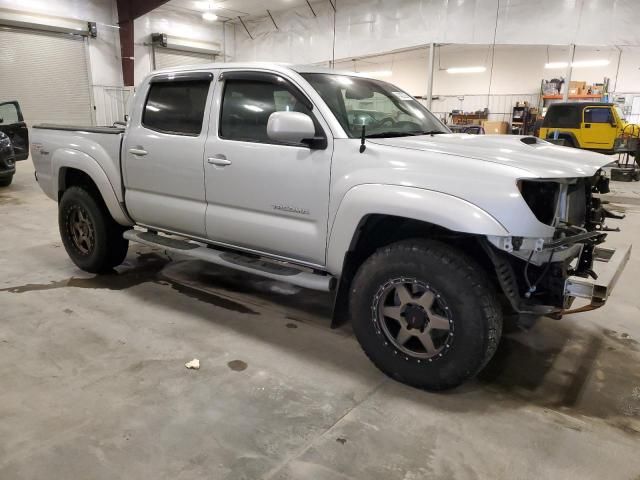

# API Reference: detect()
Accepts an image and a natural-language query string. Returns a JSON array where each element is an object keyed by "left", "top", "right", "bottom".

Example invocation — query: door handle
[
  {"left": 584, "top": 124, "right": 591, "bottom": 128},
  {"left": 128, "top": 147, "right": 148, "bottom": 156},
  {"left": 207, "top": 155, "right": 232, "bottom": 166}
]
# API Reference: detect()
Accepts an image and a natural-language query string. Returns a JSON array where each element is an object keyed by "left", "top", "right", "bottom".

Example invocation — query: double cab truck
[
  {"left": 539, "top": 102, "right": 639, "bottom": 154},
  {"left": 31, "top": 64, "right": 631, "bottom": 390}
]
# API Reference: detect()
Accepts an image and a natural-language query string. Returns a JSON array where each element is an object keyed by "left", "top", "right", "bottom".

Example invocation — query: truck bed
[{"left": 31, "top": 123, "right": 125, "bottom": 205}]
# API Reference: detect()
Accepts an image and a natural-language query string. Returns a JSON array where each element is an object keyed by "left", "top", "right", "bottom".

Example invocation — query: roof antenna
[{"left": 359, "top": 125, "right": 366, "bottom": 153}]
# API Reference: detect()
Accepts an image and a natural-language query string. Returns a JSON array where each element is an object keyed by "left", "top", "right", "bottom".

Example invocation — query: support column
[
  {"left": 116, "top": 0, "right": 171, "bottom": 86},
  {"left": 562, "top": 44, "right": 576, "bottom": 102},
  {"left": 426, "top": 42, "right": 435, "bottom": 110}
]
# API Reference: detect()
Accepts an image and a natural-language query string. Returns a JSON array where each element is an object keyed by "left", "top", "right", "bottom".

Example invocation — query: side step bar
[{"left": 123, "top": 230, "right": 335, "bottom": 292}]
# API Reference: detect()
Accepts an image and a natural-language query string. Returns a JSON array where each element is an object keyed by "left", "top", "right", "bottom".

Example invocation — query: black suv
[{"left": 0, "top": 101, "right": 29, "bottom": 187}]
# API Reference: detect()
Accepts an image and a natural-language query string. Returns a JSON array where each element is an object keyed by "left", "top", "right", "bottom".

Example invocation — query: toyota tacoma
[{"left": 31, "top": 64, "right": 631, "bottom": 390}]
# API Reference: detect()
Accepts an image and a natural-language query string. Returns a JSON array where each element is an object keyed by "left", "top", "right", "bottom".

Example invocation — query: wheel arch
[
  {"left": 54, "top": 151, "right": 132, "bottom": 226},
  {"left": 326, "top": 184, "right": 508, "bottom": 275},
  {"left": 327, "top": 185, "right": 508, "bottom": 327}
]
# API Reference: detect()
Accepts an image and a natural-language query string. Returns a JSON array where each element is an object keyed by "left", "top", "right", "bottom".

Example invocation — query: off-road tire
[
  {"left": 59, "top": 186, "right": 129, "bottom": 273},
  {"left": 0, "top": 175, "right": 13, "bottom": 187},
  {"left": 349, "top": 239, "right": 502, "bottom": 391}
]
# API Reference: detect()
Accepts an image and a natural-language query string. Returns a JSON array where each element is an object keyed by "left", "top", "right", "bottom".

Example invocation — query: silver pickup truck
[{"left": 31, "top": 63, "right": 630, "bottom": 390}]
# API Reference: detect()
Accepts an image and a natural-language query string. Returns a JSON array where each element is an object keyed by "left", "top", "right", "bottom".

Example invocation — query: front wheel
[
  {"left": 349, "top": 239, "right": 502, "bottom": 391},
  {"left": 59, "top": 186, "right": 129, "bottom": 273}
]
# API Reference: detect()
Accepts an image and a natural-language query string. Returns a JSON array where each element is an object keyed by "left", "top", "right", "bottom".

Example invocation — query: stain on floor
[{"left": 227, "top": 359, "right": 248, "bottom": 371}]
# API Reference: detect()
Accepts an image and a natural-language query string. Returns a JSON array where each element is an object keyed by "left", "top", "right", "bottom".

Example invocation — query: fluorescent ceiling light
[
  {"left": 202, "top": 11, "right": 218, "bottom": 21},
  {"left": 572, "top": 59, "right": 610, "bottom": 68},
  {"left": 446, "top": 66, "right": 486, "bottom": 74},
  {"left": 544, "top": 59, "right": 610, "bottom": 69},
  {"left": 358, "top": 70, "right": 393, "bottom": 77},
  {"left": 544, "top": 62, "right": 568, "bottom": 69}
]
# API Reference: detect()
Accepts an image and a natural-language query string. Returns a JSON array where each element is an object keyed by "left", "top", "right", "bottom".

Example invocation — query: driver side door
[
  {"left": 203, "top": 70, "right": 333, "bottom": 267},
  {"left": 0, "top": 101, "right": 29, "bottom": 160},
  {"left": 581, "top": 106, "right": 616, "bottom": 151}
]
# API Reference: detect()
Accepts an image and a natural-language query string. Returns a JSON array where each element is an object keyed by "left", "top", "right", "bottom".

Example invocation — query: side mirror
[{"left": 267, "top": 111, "right": 316, "bottom": 145}]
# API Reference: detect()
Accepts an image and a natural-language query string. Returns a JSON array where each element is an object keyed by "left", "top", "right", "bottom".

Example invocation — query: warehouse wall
[
  {"left": 0, "top": 0, "right": 123, "bottom": 125},
  {"left": 233, "top": 0, "right": 640, "bottom": 63},
  {"left": 235, "top": 0, "right": 640, "bottom": 123},
  {"left": 333, "top": 44, "right": 631, "bottom": 97},
  {"left": 133, "top": 7, "right": 226, "bottom": 86}
]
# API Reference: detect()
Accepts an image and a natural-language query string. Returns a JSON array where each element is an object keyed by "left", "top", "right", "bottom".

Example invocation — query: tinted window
[
  {"left": 584, "top": 107, "right": 612, "bottom": 123},
  {"left": 219, "top": 79, "right": 314, "bottom": 143},
  {"left": 542, "top": 105, "right": 581, "bottom": 128},
  {"left": 142, "top": 80, "right": 210, "bottom": 135}
]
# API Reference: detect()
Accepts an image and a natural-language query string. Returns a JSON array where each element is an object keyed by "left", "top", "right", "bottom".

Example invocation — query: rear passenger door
[
  {"left": 0, "top": 101, "right": 29, "bottom": 160},
  {"left": 581, "top": 106, "right": 616, "bottom": 151},
  {"left": 123, "top": 72, "right": 215, "bottom": 238}
]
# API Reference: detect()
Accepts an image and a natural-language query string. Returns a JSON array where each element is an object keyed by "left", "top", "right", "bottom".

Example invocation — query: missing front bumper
[{"left": 564, "top": 244, "right": 632, "bottom": 307}]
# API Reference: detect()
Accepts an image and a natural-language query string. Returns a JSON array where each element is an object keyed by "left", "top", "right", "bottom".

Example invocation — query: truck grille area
[{"left": 519, "top": 180, "right": 560, "bottom": 225}]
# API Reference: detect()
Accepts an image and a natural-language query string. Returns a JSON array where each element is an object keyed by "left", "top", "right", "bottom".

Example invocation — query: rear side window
[
  {"left": 142, "top": 80, "right": 210, "bottom": 135},
  {"left": 584, "top": 107, "right": 612, "bottom": 124},
  {"left": 219, "top": 79, "right": 314, "bottom": 143},
  {"left": 542, "top": 105, "right": 581, "bottom": 128}
]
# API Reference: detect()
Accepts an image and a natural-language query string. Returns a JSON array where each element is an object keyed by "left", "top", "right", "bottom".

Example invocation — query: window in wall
[
  {"left": 142, "top": 80, "right": 210, "bottom": 135},
  {"left": 219, "top": 79, "right": 314, "bottom": 143}
]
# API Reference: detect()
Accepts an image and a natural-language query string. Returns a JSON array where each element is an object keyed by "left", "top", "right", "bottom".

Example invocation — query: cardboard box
[
  {"left": 569, "top": 80, "right": 586, "bottom": 90},
  {"left": 482, "top": 121, "right": 509, "bottom": 134}
]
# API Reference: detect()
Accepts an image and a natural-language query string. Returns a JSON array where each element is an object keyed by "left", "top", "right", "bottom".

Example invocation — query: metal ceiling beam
[{"left": 116, "top": 0, "right": 171, "bottom": 86}]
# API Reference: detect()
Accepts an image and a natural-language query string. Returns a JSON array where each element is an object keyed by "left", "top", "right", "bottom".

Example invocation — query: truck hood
[{"left": 369, "top": 133, "right": 610, "bottom": 178}]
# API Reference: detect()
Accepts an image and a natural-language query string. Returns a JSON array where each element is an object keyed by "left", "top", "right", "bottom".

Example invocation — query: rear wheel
[
  {"left": 349, "top": 239, "right": 502, "bottom": 391},
  {"left": 0, "top": 175, "right": 13, "bottom": 187},
  {"left": 59, "top": 186, "right": 129, "bottom": 273}
]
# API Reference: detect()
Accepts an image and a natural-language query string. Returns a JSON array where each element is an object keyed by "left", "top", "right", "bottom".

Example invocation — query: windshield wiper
[
  {"left": 365, "top": 131, "right": 417, "bottom": 138},
  {"left": 364, "top": 130, "right": 446, "bottom": 138},
  {"left": 407, "top": 130, "right": 446, "bottom": 136}
]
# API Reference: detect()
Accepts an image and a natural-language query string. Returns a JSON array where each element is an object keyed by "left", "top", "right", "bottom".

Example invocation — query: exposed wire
[
  {"left": 331, "top": 0, "right": 337, "bottom": 68},
  {"left": 524, "top": 248, "right": 555, "bottom": 297},
  {"left": 486, "top": 0, "right": 500, "bottom": 106}
]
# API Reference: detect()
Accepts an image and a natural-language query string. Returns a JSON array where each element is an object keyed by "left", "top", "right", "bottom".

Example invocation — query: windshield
[
  {"left": 615, "top": 105, "right": 626, "bottom": 122},
  {"left": 301, "top": 73, "right": 449, "bottom": 138}
]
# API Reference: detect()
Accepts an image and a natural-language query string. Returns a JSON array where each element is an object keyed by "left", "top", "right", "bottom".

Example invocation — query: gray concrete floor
[{"left": 1, "top": 160, "right": 640, "bottom": 480}]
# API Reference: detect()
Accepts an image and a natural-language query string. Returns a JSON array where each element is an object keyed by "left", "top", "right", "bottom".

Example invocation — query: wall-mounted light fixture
[{"left": 446, "top": 66, "right": 486, "bottom": 74}]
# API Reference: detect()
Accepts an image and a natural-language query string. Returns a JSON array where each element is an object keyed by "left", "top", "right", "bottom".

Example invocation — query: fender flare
[
  {"left": 325, "top": 184, "right": 509, "bottom": 275},
  {"left": 544, "top": 130, "right": 579, "bottom": 147},
  {"left": 53, "top": 149, "right": 133, "bottom": 226}
]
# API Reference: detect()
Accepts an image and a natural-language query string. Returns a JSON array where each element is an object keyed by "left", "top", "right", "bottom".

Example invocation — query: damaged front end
[{"left": 485, "top": 170, "right": 631, "bottom": 318}]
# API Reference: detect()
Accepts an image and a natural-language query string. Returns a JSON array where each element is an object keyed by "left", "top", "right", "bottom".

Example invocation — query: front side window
[
  {"left": 142, "top": 80, "right": 210, "bottom": 135},
  {"left": 301, "top": 73, "right": 448, "bottom": 138},
  {"left": 219, "top": 79, "right": 315, "bottom": 143},
  {"left": 584, "top": 107, "right": 612, "bottom": 124}
]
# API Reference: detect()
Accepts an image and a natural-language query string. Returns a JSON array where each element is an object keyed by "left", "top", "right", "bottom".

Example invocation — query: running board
[{"left": 123, "top": 230, "right": 335, "bottom": 292}]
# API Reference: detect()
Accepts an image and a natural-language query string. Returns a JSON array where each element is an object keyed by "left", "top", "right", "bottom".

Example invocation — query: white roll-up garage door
[
  {"left": 0, "top": 28, "right": 92, "bottom": 126},
  {"left": 153, "top": 47, "right": 215, "bottom": 70}
]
